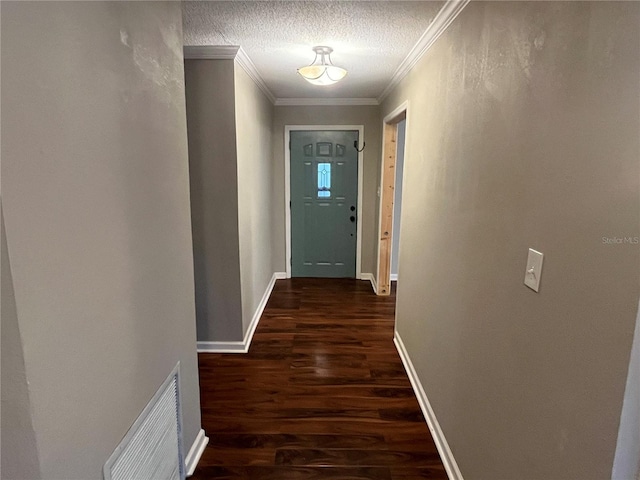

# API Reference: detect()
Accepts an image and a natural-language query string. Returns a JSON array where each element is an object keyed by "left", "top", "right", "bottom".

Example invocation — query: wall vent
[{"left": 104, "top": 363, "right": 185, "bottom": 480}]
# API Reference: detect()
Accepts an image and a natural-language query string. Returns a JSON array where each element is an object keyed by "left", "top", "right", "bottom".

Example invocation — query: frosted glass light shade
[
  {"left": 297, "top": 65, "right": 347, "bottom": 85},
  {"left": 297, "top": 46, "right": 347, "bottom": 86}
]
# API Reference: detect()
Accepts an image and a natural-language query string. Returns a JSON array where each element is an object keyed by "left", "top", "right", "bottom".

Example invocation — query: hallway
[{"left": 192, "top": 278, "right": 447, "bottom": 479}]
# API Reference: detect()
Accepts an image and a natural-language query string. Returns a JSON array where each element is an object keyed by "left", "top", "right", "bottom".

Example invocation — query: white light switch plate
[{"left": 524, "top": 248, "right": 544, "bottom": 292}]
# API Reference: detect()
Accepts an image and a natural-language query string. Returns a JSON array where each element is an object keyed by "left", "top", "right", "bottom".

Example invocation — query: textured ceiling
[{"left": 182, "top": 1, "right": 445, "bottom": 100}]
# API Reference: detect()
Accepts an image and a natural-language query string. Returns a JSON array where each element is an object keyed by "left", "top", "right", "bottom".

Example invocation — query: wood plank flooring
[{"left": 192, "top": 278, "right": 446, "bottom": 480}]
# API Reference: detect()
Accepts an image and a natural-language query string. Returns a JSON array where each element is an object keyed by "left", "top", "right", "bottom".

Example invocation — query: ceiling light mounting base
[{"left": 312, "top": 45, "right": 334, "bottom": 58}]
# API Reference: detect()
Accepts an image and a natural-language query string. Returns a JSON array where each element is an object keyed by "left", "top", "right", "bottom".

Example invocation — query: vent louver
[{"left": 104, "top": 363, "right": 184, "bottom": 480}]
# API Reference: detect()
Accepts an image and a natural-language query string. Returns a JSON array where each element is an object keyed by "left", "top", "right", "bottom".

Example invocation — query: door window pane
[
  {"left": 318, "top": 163, "right": 331, "bottom": 198},
  {"left": 303, "top": 144, "right": 313, "bottom": 156},
  {"left": 317, "top": 142, "right": 332, "bottom": 157}
]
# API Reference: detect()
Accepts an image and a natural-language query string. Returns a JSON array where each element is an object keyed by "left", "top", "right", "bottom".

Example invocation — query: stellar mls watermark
[{"left": 602, "top": 236, "right": 639, "bottom": 245}]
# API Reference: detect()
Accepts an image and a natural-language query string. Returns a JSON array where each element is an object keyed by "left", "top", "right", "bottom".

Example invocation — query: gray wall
[
  {"left": 1, "top": 2, "right": 202, "bottom": 478},
  {"left": 185, "top": 59, "right": 275, "bottom": 341},
  {"left": 613, "top": 300, "right": 640, "bottom": 480},
  {"left": 390, "top": 119, "right": 406, "bottom": 278},
  {"left": 382, "top": 2, "right": 639, "bottom": 478},
  {"left": 234, "top": 66, "right": 275, "bottom": 334},
  {"left": 185, "top": 59, "right": 244, "bottom": 341},
  {"left": 1, "top": 207, "right": 41, "bottom": 479},
  {"left": 272, "top": 105, "right": 382, "bottom": 276}
]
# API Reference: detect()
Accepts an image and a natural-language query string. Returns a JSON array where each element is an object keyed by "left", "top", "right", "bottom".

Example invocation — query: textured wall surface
[
  {"left": 271, "top": 105, "right": 382, "bottom": 277},
  {"left": 613, "top": 299, "right": 640, "bottom": 479},
  {"left": 234, "top": 65, "right": 276, "bottom": 335},
  {"left": 185, "top": 58, "right": 276, "bottom": 341},
  {"left": 185, "top": 59, "right": 244, "bottom": 342},
  {"left": 382, "top": 1, "right": 640, "bottom": 478},
  {"left": 1, "top": 207, "right": 41, "bottom": 480},
  {"left": 1, "top": 2, "right": 202, "bottom": 478}
]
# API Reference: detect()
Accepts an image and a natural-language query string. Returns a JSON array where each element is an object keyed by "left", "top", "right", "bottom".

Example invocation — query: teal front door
[{"left": 290, "top": 130, "right": 358, "bottom": 278}]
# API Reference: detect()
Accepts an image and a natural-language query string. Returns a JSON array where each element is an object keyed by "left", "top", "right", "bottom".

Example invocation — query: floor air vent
[{"left": 104, "top": 363, "right": 185, "bottom": 480}]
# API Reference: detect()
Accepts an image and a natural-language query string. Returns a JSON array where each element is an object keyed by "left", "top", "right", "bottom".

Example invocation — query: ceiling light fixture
[{"left": 297, "top": 46, "right": 347, "bottom": 86}]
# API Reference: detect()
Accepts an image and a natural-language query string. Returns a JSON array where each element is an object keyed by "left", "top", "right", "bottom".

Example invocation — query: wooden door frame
[
  {"left": 375, "top": 102, "right": 409, "bottom": 295},
  {"left": 285, "top": 125, "right": 364, "bottom": 279}
]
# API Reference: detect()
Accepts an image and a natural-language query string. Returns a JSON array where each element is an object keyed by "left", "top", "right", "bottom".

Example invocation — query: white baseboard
[
  {"left": 197, "top": 339, "right": 246, "bottom": 353},
  {"left": 394, "top": 331, "right": 464, "bottom": 480},
  {"left": 360, "top": 272, "right": 377, "bottom": 294},
  {"left": 197, "top": 272, "right": 286, "bottom": 353},
  {"left": 390, "top": 273, "right": 398, "bottom": 281},
  {"left": 185, "top": 428, "right": 209, "bottom": 477}
]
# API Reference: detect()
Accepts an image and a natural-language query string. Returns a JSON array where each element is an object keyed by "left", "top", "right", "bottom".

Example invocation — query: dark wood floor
[{"left": 192, "top": 278, "right": 447, "bottom": 479}]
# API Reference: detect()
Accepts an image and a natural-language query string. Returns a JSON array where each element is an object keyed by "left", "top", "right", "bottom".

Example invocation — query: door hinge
[
  {"left": 289, "top": 141, "right": 291, "bottom": 150},
  {"left": 289, "top": 201, "right": 291, "bottom": 208}
]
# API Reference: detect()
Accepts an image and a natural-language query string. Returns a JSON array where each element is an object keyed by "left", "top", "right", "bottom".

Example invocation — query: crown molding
[
  {"left": 183, "top": 45, "right": 276, "bottom": 104},
  {"left": 184, "top": 1, "right": 469, "bottom": 108},
  {"left": 235, "top": 47, "right": 277, "bottom": 104},
  {"left": 274, "top": 98, "right": 379, "bottom": 107},
  {"left": 183, "top": 45, "right": 240, "bottom": 60},
  {"left": 378, "top": 0, "right": 470, "bottom": 103}
]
